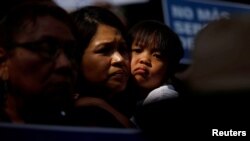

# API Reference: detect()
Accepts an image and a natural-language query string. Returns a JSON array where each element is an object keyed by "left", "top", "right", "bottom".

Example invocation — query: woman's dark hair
[
  {"left": 129, "top": 20, "right": 184, "bottom": 82},
  {"left": 0, "top": 2, "right": 80, "bottom": 51},
  {"left": 70, "top": 6, "right": 127, "bottom": 63}
]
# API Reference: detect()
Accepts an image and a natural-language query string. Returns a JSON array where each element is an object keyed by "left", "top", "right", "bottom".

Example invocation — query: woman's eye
[
  {"left": 118, "top": 46, "right": 129, "bottom": 57},
  {"left": 38, "top": 41, "right": 58, "bottom": 57},
  {"left": 96, "top": 45, "right": 114, "bottom": 55}
]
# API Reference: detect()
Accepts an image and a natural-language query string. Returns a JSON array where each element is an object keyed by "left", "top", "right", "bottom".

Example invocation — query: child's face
[{"left": 131, "top": 41, "right": 167, "bottom": 90}]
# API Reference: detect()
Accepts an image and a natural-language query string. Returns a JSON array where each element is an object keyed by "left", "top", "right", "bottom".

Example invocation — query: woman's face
[
  {"left": 81, "top": 24, "right": 130, "bottom": 94},
  {"left": 130, "top": 41, "right": 167, "bottom": 90},
  {"left": 4, "top": 16, "right": 77, "bottom": 101}
]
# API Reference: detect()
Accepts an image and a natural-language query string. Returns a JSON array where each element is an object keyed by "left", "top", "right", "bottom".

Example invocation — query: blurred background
[
  {"left": 50, "top": 0, "right": 250, "bottom": 28},
  {"left": 51, "top": 0, "right": 250, "bottom": 64},
  {"left": 1, "top": 0, "right": 250, "bottom": 65}
]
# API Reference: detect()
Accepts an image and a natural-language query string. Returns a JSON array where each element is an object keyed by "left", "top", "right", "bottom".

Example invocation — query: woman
[
  {"left": 70, "top": 6, "right": 133, "bottom": 128},
  {"left": 0, "top": 2, "right": 78, "bottom": 124}
]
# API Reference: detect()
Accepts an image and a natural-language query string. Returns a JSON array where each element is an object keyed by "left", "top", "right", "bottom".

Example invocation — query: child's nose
[{"left": 139, "top": 53, "right": 151, "bottom": 66}]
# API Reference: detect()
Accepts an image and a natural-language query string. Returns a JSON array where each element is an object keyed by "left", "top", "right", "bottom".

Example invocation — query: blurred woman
[{"left": 0, "top": 2, "right": 78, "bottom": 124}]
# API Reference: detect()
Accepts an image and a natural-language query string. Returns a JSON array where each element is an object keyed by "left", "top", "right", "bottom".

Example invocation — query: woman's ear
[{"left": 0, "top": 48, "right": 9, "bottom": 80}]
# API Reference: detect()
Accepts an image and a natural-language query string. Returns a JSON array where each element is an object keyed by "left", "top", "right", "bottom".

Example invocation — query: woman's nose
[
  {"left": 54, "top": 51, "right": 72, "bottom": 69},
  {"left": 111, "top": 51, "right": 125, "bottom": 65}
]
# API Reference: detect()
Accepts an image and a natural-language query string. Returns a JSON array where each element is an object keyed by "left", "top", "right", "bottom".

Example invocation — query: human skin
[
  {"left": 81, "top": 24, "right": 130, "bottom": 95},
  {"left": 7, "top": 15, "right": 77, "bottom": 98},
  {"left": 130, "top": 41, "right": 167, "bottom": 90}
]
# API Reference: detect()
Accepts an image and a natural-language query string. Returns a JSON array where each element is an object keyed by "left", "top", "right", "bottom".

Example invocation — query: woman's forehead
[{"left": 13, "top": 16, "right": 75, "bottom": 43}]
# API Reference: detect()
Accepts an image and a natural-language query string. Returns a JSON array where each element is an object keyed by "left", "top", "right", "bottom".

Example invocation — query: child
[{"left": 129, "top": 20, "right": 184, "bottom": 105}]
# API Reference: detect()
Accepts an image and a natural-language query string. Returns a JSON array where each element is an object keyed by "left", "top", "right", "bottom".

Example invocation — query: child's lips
[{"left": 134, "top": 67, "right": 149, "bottom": 77}]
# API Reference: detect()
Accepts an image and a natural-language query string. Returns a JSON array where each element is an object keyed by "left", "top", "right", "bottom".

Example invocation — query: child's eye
[
  {"left": 153, "top": 52, "right": 162, "bottom": 59},
  {"left": 132, "top": 47, "right": 142, "bottom": 53}
]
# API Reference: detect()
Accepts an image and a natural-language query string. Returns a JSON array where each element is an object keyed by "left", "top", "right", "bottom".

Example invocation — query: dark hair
[
  {"left": 129, "top": 20, "right": 184, "bottom": 81},
  {"left": 70, "top": 6, "right": 127, "bottom": 63},
  {"left": 0, "top": 2, "right": 79, "bottom": 51}
]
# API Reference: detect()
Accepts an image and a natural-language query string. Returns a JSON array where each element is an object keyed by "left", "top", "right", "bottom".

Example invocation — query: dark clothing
[
  {"left": 70, "top": 106, "right": 127, "bottom": 128},
  {"left": 68, "top": 97, "right": 135, "bottom": 128},
  {"left": 133, "top": 92, "right": 249, "bottom": 140},
  {"left": 0, "top": 109, "right": 11, "bottom": 123}
]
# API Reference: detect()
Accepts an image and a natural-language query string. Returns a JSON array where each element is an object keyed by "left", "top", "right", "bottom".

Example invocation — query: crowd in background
[{"left": 0, "top": 0, "right": 249, "bottom": 140}]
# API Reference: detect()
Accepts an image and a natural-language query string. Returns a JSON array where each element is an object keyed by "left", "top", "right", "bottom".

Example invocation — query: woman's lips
[{"left": 110, "top": 70, "right": 128, "bottom": 80}]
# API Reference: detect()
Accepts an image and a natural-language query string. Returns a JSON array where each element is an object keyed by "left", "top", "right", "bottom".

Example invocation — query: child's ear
[{"left": 0, "top": 47, "right": 9, "bottom": 80}]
